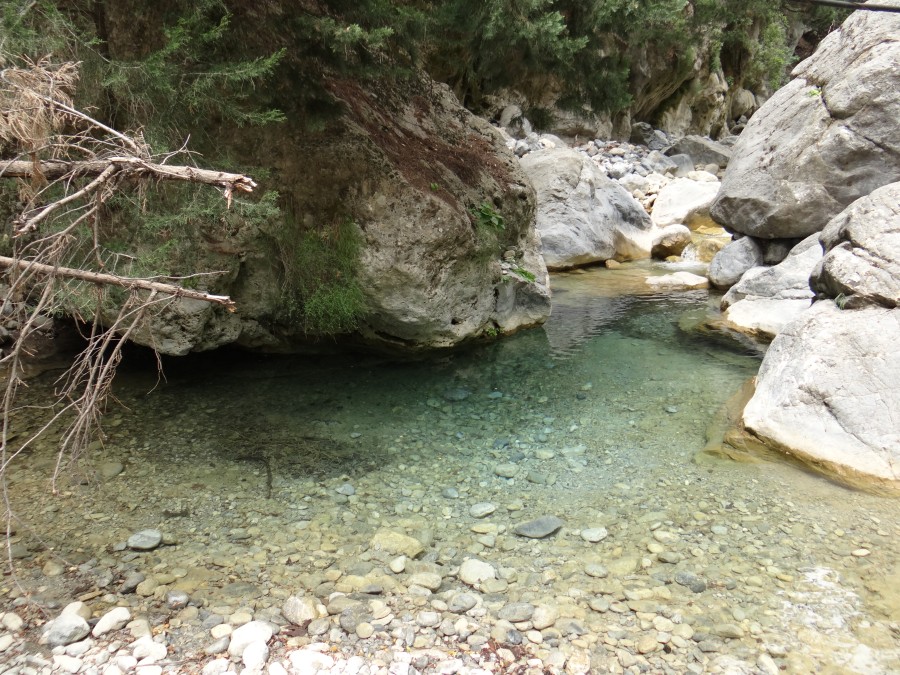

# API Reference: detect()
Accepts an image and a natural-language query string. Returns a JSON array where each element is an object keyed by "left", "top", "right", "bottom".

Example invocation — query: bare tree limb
[
  {"left": 0, "top": 256, "right": 236, "bottom": 311},
  {"left": 0, "top": 158, "right": 257, "bottom": 193}
]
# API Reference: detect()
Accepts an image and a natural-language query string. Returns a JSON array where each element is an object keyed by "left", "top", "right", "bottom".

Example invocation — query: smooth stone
[
  {"left": 531, "top": 604, "right": 559, "bottom": 630},
  {"left": 46, "top": 615, "right": 90, "bottom": 647},
  {"left": 458, "top": 559, "right": 496, "bottom": 586},
  {"left": 494, "top": 463, "right": 518, "bottom": 478},
  {"left": 442, "top": 487, "right": 459, "bottom": 499},
  {"left": 127, "top": 529, "right": 162, "bottom": 551},
  {"left": 469, "top": 503, "right": 496, "bottom": 518},
  {"left": 389, "top": 556, "right": 407, "bottom": 574},
  {"left": 242, "top": 640, "right": 269, "bottom": 669},
  {"left": 585, "top": 563, "right": 609, "bottom": 578},
  {"left": 227, "top": 620, "right": 274, "bottom": 658},
  {"left": 606, "top": 557, "right": 640, "bottom": 576},
  {"left": 580, "top": 527, "right": 609, "bottom": 543},
  {"left": 92, "top": 607, "right": 131, "bottom": 637},
  {"left": 1, "top": 613, "right": 24, "bottom": 631},
  {"left": 356, "top": 622, "right": 375, "bottom": 639},
  {"left": 637, "top": 633, "right": 659, "bottom": 654},
  {"left": 369, "top": 529, "right": 425, "bottom": 559},
  {"left": 497, "top": 603, "right": 535, "bottom": 622},
  {"left": 335, "top": 483, "right": 355, "bottom": 496},
  {"left": 166, "top": 590, "right": 189, "bottom": 610},
  {"left": 98, "top": 461, "right": 125, "bottom": 479},
  {"left": 282, "top": 596, "right": 319, "bottom": 625},
  {"left": 513, "top": 516, "right": 564, "bottom": 539},
  {"left": 443, "top": 387, "right": 471, "bottom": 402},
  {"left": 714, "top": 623, "right": 745, "bottom": 639},
  {"left": 448, "top": 593, "right": 479, "bottom": 613},
  {"left": 408, "top": 572, "right": 442, "bottom": 591}
]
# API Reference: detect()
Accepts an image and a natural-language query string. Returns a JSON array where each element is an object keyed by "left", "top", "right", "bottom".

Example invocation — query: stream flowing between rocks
[{"left": 3, "top": 263, "right": 899, "bottom": 675}]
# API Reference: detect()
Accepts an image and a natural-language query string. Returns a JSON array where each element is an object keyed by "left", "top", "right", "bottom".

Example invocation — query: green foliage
[
  {"left": 509, "top": 266, "right": 536, "bottom": 283},
  {"left": 834, "top": 293, "right": 849, "bottom": 310},
  {"left": 472, "top": 202, "right": 505, "bottom": 232},
  {"left": 273, "top": 217, "right": 366, "bottom": 336}
]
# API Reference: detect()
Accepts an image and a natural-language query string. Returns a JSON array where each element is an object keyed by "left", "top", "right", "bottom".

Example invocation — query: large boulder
[
  {"left": 711, "top": 6, "right": 900, "bottom": 239},
  {"left": 810, "top": 182, "right": 900, "bottom": 308},
  {"left": 742, "top": 183, "right": 900, "bottom": 492},
  {"left": 665, "top": 136, "right": 732, "bottom": 169},
  {"left": 708, "top": 237, "right": 764, "bottom": 289},
  {"left": 102, "top": 75, "right": 551, "bottom": 354},
  {"left": 650, "top": 174, "right": 721, "bottom": 228},
  {"left": 716, "top": 234, "right": 822, "bottom": 342},
  {"left": 519, "top": 149, "right": 657, "bottom": 270},
  {"left": 742, "top": 302, "right": 900, "bottom": 492}
]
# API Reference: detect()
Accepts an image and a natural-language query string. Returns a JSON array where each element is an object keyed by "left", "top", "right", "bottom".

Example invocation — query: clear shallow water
[{"left": 5, "top": 263, "right": 899, "bottom": 673}]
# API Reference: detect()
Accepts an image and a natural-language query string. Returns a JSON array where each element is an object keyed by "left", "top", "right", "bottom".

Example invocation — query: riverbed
[{"left": 2, "top": 262, "right": 898, "bottom": 674}]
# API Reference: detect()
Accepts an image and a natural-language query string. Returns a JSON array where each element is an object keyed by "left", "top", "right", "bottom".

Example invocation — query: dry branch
[
  {"left": 0, "top": 158, "right": 257, "bottom": 191},
  {"left": 0, "top": 256, "right": 236, "bottom": 311}
]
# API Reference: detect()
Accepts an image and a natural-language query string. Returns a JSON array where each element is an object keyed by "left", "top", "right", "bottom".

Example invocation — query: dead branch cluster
[{"left": 0, "top": 57, "right": 256, "bottom": 504}]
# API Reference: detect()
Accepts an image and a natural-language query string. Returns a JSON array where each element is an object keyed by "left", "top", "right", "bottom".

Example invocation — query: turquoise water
[{"left": 6, "top": 263, "right": 899, "bottom": 673}]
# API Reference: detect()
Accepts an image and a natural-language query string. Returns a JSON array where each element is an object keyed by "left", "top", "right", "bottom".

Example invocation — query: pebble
[
  {"left": 448, "top": 593, "right": 479, "bottom": 613},
  {"left": 513, "top": 516, "right": 564, "bottom": 538},
  {"left": 458, "top": 558, "right": 496, "bottom": 586},
  {"left": 126, "top": 529, "right": 162, "bottom": 551},
  {"left": 494, "top": 463, "right": 519, "bottom": 478},
  {"left": 580, "top": 527, "right": 608, "bottom": 543},
  {"left": 469, "top": 502, "right": 496, "bottom": 518},
  {"left": 408, "top": 572, "right": 442, "bottom": 591},
  {"left": 356, "top": 622, "right": 375, "bottom": 638},
  {"left": 389, "top": 556, "right": 407, "bottom": 573},
  {"left": 674, "top": 571, "right": 707, "bottom": 593},
  {"left": 531, "top": 604, "right": 559, "bottom": 630},
  {"left": 336, "top": 482, "right": 356, "bottom": 496},
  {"left": 369, "top": 529, "right": 425, "bottom": 558},
  {"left": 498, "top": 602, "right": 535, "bottom": 622},
  {"left": 283, "top": 596, "right": 319, "bottom": 624}
]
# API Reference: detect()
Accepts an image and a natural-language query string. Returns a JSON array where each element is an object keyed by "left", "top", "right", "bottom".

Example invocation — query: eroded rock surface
[{"left": 710, "top": 7, "right": 900, "bottom": 239}]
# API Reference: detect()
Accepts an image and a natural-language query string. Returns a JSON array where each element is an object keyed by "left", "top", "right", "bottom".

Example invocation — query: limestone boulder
[
  {"left": 665, "top": 136, "right": 732, "bottom": 169},
  {"left": 743, "top": 301, "right": 900, "bottom": 492},
  {"left": 519, "top": 149, "right": 657, "bottom": 269},
  {"left": 651, "top": 225, "right": 693, "bottom": 259},
  {"left": 717, "top": 234, "right": 822, "bottom": 341},
  {"left": 94, "top": 74, "right": 551, "bottom": 354},
  {"left": 650, "top": 176, "right": 721, "bottom": 229},
  {"left": 810, "top": 182, "right": 900, "bottom": 308},
  {"left": 708, "top": 237, "right": 764, "bottom": 289},
  {"left": 711, "top": 7, "right": 900, "bottom": 239}
]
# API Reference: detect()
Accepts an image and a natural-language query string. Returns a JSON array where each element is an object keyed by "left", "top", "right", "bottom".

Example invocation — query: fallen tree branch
[
  {"left": 0, "top": 157, "right": 257, "bottom": 193},
  {"left": 0, "top": 256, "right": 236, "bottom": 311}
]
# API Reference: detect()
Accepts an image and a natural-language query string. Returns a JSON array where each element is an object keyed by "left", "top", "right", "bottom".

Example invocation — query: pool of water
[{"left": 4, "top": 263, "right": 899, "bottom": 673}]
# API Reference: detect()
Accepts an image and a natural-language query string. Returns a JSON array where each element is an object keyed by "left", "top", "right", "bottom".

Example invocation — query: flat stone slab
[{"left": 513, "top": 516, "right": 564, "bottom": 539}]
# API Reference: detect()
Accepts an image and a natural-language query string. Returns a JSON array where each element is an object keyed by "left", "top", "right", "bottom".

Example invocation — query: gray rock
[
  {"left": 650, "top": 177, "right": 720, "bottom": 229},
  {"left": 369, "top": 529, "right": 425, "bottom": 558},
  {"left": 580, "top": 527, "right": 609, "bottom": 543},
  {"left": 743, "top": 300, "right": 900, "bottom": 491},
  {"left": 469, "top": 503, "right": 496, "bottom": 518},
  {"left": 126, "top": 529, "right": 162, "bottom": 551},
  {"left": 811, "top": 182, "right": 900, "bottom": 308},
  {"left": 674, "top": 571, "right": 707, "bottom": 593},
  {"left": 708, "top": 237, "right": 764, "bottom": 289},
  {"left": 282, "top": 596, "right": 319, "bottom": 625},
  {"left": 666, "top": 136, "right": 732, "bottom": 168},
  {"left": 667, "top": 153, "right": 695, "bottom": 177},
  {"left": 642, "top": 150, "right": 678, "bottom": 175},
  {"left": 493, "top": 463, "right": 518, "bottom": 478},
  {"left": 448, "top": 593, "right": 479, "bottom": 613},
  {"left": 46, "top": 615, "right": 90, "bottom": 647},
  {"left": 497, "top": 603, "right": 535, "bottom": 622},
  {"left": 442, "top": 387, "right": 471, "bottom": 402},
  {"left": 92, "top": 607, "right": 130, "bottom": 637},
  {"left": 513, "top": 516, "right": 564, "bottom": 539},
  {"left": 227, "top": 620, "right": 274, "bottom": 658},
  {"left": 520, "top": 149, "right": 656, "bottom": 269},
  {"left": 711, "top": 9, "right": 900, "bottom": 239},
  {"left": 630, "top": 123, "right": 669, "bottom": 151},
  {"left": 166, "top": 590, "right": 190, "bottom": 610},
  {"left": 718, "top": 233, "right": 822, "bottom": 341},
  {"left": 458, "top": 558, "right": 496, "bottom": 586}
]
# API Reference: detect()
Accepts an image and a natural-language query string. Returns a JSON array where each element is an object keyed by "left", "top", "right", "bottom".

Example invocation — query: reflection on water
[{"left": 5, "top": 262, "right": 900, "bottom": 673}]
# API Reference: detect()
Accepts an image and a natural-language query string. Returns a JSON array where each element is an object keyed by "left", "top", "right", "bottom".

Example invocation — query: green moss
[{"left": 272, "top": 217, "right": 366, "bottom": 336}]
